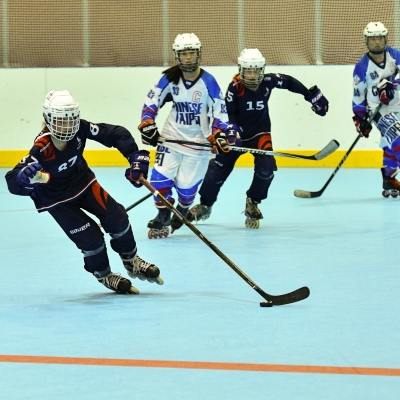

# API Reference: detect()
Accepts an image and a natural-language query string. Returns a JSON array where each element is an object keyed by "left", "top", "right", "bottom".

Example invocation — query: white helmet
[
  {"left": 238, "top": 48, "right": 265, "bottom": 89},
  {"left": 364, "top": 22, "right": 388, "bottom": 54},
  {"left": 43, "top": 90, "right": 80, "bottom": 141},
  {"left": 172, "top": 33, "right": 202, "bottom": 72}
]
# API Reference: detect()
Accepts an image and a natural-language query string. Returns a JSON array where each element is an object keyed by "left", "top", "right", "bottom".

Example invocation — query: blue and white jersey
[
  {"left": 353, "top": 46, "right": 400, "bottom": 117},
  {"left": 141, "top": 69, "right": 229, "bottom": 156}
]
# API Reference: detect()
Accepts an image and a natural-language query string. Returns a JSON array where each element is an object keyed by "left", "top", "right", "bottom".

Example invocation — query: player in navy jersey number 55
[
  {"left": 5, "top": 90, "right": 163, "bottom": 294},
  {"left": 188, "top": 48, "right": 329, "bottom": 228}
]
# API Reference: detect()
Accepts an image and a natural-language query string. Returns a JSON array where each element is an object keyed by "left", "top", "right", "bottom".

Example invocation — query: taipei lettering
[{"left": 174, "top": 102, "right": 202, "bottom": 125}]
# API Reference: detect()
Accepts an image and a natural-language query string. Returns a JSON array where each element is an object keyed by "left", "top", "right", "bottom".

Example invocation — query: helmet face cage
[
  {"left": 238, "top": 49, "right": 265, "bottom": 89},
  {"left": 364, "top": 22, "right": 388, "bottom": 54},
  {"left": 173, "top": 33, "right": 202, "bottom": 72},
  {"left": 43, "top": 91, "right": 80, "bottom": 141}
]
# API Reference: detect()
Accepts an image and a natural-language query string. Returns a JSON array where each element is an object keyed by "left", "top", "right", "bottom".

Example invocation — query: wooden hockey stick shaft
[{"left": 139, "top": 177, "right": 310, "bottom": 306}]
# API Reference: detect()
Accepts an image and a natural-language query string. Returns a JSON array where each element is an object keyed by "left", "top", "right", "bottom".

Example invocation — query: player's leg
[
  {"left": 47, "top": 200, "right": 136, "bottom": 293},
  {"left": 82, "top": 182, "right": 163, "bottom": 285},
  {"left": 187, "top": 151, "right": 240, "bottom": 222},
  {"left": 376, "top": 112, "right": 400, "bottom": 197},
  {"left": 147, "top": 145, "right": 181, "bottom": 238},
  {"left": 244, "top": 152, "right": 277, "bottom": 228},
  {"left": 170, "top": 153, "right": 210, "bottom": 232}
]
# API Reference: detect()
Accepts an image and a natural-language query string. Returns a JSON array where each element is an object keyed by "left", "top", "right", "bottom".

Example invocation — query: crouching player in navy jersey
[
  {"left": 352, "top": 22, "right": 400, "bottom": 197},
  {"left": 138, "top": 33, "right": 231, "bottom": 239},
  {"left": 188, "top": 48, "right": 329, "bottom": 228},
  {"left": 5, "top": 90, "right": 163, "bottom": 294}
]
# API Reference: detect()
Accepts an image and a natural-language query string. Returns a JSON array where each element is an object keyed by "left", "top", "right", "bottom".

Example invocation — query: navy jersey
[
  {"left": 5, "top": 119, "right": 138, "bottom": 212},
  {"left": 225, "top": 73, "right": 310, "bottom": 140}
]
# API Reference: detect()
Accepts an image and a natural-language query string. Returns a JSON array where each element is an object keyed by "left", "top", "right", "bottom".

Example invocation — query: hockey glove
[
  {"left": 207, "top": 130, "right": 230, "bottom": 154},
  {"left": 125, "top": 150, "right": 150, "bottom": 188},
  {"left": 138, "top": 119, "right": 160, "bottom": 147},
  {"left": 352, "top": 114, "right": 372, "bottom": 138},
  {"left": 16, "top": 163, "right": 44, "bottom": 186},
  {"left": 306, "top": 85, "right": 329, "bottom": 116},
  {"left": 377, "top": 79, "right": 398, "bottom": 105},
  {"left": 225, "top": 124, "right": 243, "bottom": 146}
]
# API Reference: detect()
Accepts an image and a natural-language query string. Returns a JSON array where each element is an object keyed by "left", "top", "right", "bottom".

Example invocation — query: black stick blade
[{"left": 259, "top": 286, "right": 310, "bottom": 306}]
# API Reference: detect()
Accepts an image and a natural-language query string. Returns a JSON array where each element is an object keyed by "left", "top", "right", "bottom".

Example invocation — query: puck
[{"left": 260, "top": 301, "right": 273, "bottom": 307}]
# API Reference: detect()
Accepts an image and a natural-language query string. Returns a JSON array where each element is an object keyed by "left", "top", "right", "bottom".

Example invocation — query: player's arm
[
  {"left": 83, "top": 120, "right": 139, "bottom": 157},
  {"left": 206, "top": 82, "right": 231, "bottom": 154},
  {"left": 5, "top": 153, "right": 49, "bottom": 197},
  {"left": 352, "top": 61, "right": 373, "bottom": 138},
  {"left": 138, "top": 76, "right": 172, "bottom": 146},
  {"left": 271, "top": 73, "right": 329, "bottom": 116}
]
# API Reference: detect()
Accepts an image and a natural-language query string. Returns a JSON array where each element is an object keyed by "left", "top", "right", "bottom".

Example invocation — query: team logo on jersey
[
  {"left": 390, "top": 61, "right": 397, "bottom": 74},
  {"left": 76, "top": 136, "right": 82, "bottom": 150},
  {"left": 353, "top": 74, "right": 360, "bottom": 85},
  {"left": 174, "top": 101, "right": 202, "bottom": 125},
  {"left": 173, "top": 87, "right": 179, "bottom": 95},
  {"left": 192, "top": 91, "right": 202, "bottom": 102},
  {"left": 264, "top": 88, "right": 270, "bottom": 97}
]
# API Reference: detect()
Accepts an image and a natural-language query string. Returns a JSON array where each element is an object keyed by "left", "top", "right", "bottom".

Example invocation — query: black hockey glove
[
  {"left": 125, "top": 150, "right": 150, "bottom": 188},
  {"left": 306, "top": 85, "right": 329, "bottom": 116},
  {"left": 377, "top": 79, "right": 398, "bottom": 105},
  {"left": 138, "top": 119, "right": 160, "bottom": 147},
  {"left": 352, "top": 114, "right": 372, "bottom": 138},
  {"left": 207, "top": 130, "right": 230, "bottom": 154}
]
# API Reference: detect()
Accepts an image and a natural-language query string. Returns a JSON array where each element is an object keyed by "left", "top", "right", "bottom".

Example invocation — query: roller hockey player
[
  {"left": 138, "top": 33, "right": 230, "bottom": 239},
  {"left": 188, "top": 48, "right": 329, "bottom": 228},
  {"left": 5, "top": 90, "right": 163, "bottom": 294},
  {"left": 353, "top": 21, "right": 400, "bottom": 197}
]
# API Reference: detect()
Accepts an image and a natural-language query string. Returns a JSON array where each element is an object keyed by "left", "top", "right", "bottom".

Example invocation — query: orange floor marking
[{"left": 1, "top": 355, "right": 400, "bottom": 376}]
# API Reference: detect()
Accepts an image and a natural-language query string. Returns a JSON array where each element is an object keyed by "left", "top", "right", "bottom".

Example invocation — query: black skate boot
[
  {"left": 381, "top": 168, "right": 400, "bottom": 198},
  {"left": 244, "top": 197, "right": 263, "bottom": 229},
  {"left": 147, "top": 206, "right": 172, "bottom": 239},
  {"left": 171, "top": 204, "right": 189, "bottom": 233},
  {"left": 95, "top": 271, "right": 139, "bottom": 294},
  {"left": 120, "top": 254, "right": 164, "bottom": 285},
  {"left": 187, "top": 200, "right": 213, "bottom": 222}
]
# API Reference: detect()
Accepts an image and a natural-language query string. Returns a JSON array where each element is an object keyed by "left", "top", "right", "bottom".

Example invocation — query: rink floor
[{"left": 1, "top": 166, "right": 400, "bottom": 400}]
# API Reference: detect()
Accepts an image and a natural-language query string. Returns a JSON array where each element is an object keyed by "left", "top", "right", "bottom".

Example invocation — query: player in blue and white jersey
[
  {"left": 137, "top": 33, "right": 231, "bottom": 238},
  {"left": 5, "top": 90, "right": 163, "bottom": 294},
  {"left": 352, "top": 21, "right": 400, "bottom": 196},
  {"left": 187, "top": 48, "right": 329, "bottom": 228}
]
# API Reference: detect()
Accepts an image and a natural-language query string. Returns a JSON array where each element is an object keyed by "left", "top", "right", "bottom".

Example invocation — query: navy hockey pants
[
  {"left": 199, "top": 147, "right": 277, "bottom": 205},
  {"left": 48, "top": 182, "right": 136, "bottom": 276}
]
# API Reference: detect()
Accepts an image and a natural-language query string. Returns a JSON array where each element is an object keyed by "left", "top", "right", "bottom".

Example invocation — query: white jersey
[
  {"left": 141, "top": 68, "right": 229, "bottom": 156},
  {"left": 353, "top": 46, "right": 400, "bottom": 117}
]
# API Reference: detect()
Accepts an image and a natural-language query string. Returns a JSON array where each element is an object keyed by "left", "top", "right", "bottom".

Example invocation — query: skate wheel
[
  {"left": 382, "top": 190, "right": 390, "bottom": 198},
  {"left": 391, "top": 191, "right": 399, "bottom": 198},
  {"left": 148, "top": 230, "right": 159, "bottom": 239},
  {"left": 245, "top": 218, "right": 260, "bottom": 229}
]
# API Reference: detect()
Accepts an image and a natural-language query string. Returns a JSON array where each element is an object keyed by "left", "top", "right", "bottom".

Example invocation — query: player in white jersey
[
  {"left": 138, "top": 33, "right": 234, "bottom": 238},
  {"left": 353, "top": 21, "right": 400, "bottom": 197}
]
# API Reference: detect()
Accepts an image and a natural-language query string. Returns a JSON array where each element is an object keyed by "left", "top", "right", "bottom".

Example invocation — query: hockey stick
[
  {"left": 158, "top": 138, "right": 339, "bottom": 161},
  {"left": 139, "top": 177, "right": 310, "bottom": 307},
  {"left": 125, "top": 193, "right": 152, "bottom": 212},
  {"left": 294, "top": 104, "right": 382, "bottom": 198}
]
